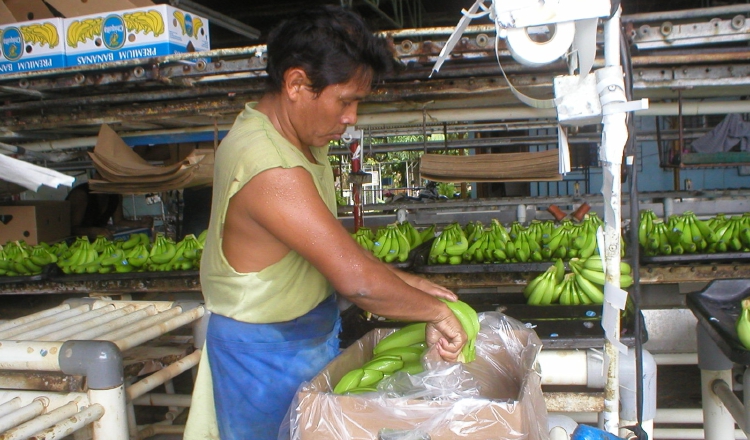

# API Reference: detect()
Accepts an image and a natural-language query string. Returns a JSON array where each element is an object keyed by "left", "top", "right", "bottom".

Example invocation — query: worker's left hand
[{"left": 399, "top": 272, "right": 458, "bottom": 302}]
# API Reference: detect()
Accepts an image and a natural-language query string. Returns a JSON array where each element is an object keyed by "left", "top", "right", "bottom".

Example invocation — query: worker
[
  {"left": 184, "top": 5, "right": 467, "bottom": 440},
  {"left": 66, "top": 182, "right": 150, "bottom": 241}
]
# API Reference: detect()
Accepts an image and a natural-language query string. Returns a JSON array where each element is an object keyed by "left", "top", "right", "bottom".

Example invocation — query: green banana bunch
[
  {"left": 525, "top": 265, "right": 559, "bottom": 305},
  {"left": 197, "top": 229, "right": 208, "bottom": 247},
  {"left": 373, "top": 322, "right": 426, "bottom": 355},
  {"left": 418, "top": 224, "right": 437, "bottom": 243},
  {"left": 736, "top": 299, "right": 750, "bottom": 350},
  {"left": 353, "top": 227, "right": 375, "bottom": 251},
  {"left": 569, "top": 256, "right": 633, "bottom": 289},
  {"left": 91, "top": 235, "right": 110, "bottom": 253},
  {"left": 149, "top": 233, "right": 177, "bottom": 265},
  {"left": 638, "top": 210, "right": 657, "bottom": 250},
  {"left": 397, "top": 221, "right": 423, "bottom": 248},
  {"left": 428, "top": 223, "right": 466, "bottom": 265},
  {"left": 440, "top": 299, "right": 479, "bottom": 362},
  {"left": 126, "top": 243, "right": 149, "bottom": 269}
]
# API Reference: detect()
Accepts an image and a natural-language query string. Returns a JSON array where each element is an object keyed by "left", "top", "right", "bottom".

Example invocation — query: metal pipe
[
  {"left": 622, "top": 4, "right": 750, "bottom": 23},
  {"left": 0, "top": 400, "right": 80, "bottom": 440},
  {"left": 0, "top": 398, "right": 47, "bottom": 434},
  {"left": 126, "top": 350, "right": 201, "bottom": 401}
]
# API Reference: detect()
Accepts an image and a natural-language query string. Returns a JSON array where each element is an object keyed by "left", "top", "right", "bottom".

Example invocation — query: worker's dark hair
[{"left": 265, "top": 5, "right": 393, "bottom": 94}]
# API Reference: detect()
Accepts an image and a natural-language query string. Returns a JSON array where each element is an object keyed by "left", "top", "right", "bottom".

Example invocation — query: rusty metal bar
[{"left": 622, "top": 4, "right": 750, "bottom": 23}]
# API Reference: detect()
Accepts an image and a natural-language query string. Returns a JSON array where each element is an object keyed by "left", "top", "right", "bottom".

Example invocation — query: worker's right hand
[{"left": 425, "top": 310, "right": 467, "bottom": 363}]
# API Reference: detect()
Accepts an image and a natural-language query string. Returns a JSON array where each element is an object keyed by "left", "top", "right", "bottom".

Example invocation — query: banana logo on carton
[
  {"left": 123, "top": 10, "right": 165, "bottom": 37},
  {"left": 101, "top": 15, "right": 126, "bottom": 49},
  {"left": 173, "top": 10, "right": 203, "bottom": 38},
  {"left": 67, "top": 18, "right": 103, "bottom": 48},
  {"left": 1, "top": 27, "right": 23, "bottom": 61},
  {"left": 20, "top": 23, "right": 59, "bottom": 49}
]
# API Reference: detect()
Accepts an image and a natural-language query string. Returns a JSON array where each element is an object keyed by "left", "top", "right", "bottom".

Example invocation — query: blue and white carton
[
  {"left": 63, "top": 5, "right": 210, "bottom": 67},
  {"left": 0, "top": 18, "right": 66, "bottom": 74}
]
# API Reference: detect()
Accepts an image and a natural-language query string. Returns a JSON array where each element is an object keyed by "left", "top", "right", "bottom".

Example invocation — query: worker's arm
[{"left": 228, "top": 166, "right": 466, "bottom": 361}]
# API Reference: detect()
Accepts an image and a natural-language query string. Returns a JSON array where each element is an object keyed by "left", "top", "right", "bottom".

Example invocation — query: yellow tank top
[{"left": 200, "top": 103, "right": 336, "bottom": 323}]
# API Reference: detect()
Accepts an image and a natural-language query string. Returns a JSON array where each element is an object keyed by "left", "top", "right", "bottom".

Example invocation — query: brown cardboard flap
[
  {"left": 4, "top": 0, "right": 53, "bottom": 22},
  {"left": 0, "top": 2, "right": 16, "bottom": 25},
  {"left": 128, "top": 0, "right": 155, "bottom": 6},
  {"left": 44, "top": 0, "right": 138, "bottom": 18}
]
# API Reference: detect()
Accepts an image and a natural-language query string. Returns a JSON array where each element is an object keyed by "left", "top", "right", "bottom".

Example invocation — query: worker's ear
[{"left": 283, "top": 68, "right": 309, "bottom": 102}]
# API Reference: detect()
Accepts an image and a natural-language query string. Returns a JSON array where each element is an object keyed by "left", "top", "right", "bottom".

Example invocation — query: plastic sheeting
[{"left": 288, "top": 312, "right": 548, "bottom": 440}]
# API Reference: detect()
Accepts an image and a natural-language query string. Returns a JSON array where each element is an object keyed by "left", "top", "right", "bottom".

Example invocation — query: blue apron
[{"left": 206, "top": 294, "right": 341, "bottom": 440}]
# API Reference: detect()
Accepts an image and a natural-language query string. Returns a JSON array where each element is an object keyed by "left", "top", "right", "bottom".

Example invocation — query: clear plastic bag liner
[{"left": 287, "top": 311, "right": 548, "bottom": 440}]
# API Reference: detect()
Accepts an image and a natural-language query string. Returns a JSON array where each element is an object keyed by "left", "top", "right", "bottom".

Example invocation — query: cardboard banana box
[
  {"left": 292, "top": 314, "right": 548, "bottom": 440},
  {"left": 63, "top": 5, "right": 210, "bottom": 67}
]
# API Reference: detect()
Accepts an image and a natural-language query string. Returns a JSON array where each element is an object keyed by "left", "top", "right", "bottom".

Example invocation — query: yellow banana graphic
[
  {"left": 148, "top": 10, "right": 165, "bottom": 36},
  {"left": 173, "top": 10, "right": 187, "bottom": 35},
  {"left": 193, "top": 17, "right": 204, "bottom": 38}
]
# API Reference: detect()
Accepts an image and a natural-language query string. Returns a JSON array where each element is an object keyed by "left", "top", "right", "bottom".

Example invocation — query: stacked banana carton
[{"left": 0, "top": 0, "right": 210, "bottom": 74}]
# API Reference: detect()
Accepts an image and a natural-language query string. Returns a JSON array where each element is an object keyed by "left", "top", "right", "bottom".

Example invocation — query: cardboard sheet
[
  {"left": 420, "top": 149, "right": 562, "bottom": 183},
  {"left": 88, "top": 125, "right": 214, "bottom": 193},
  {"left": 44, "top": 0, "right": 138, "bottom": 17}
]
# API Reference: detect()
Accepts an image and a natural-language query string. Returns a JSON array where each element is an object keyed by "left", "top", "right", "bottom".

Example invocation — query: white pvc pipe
[
  {"left": 652, "top": 353, "right": 698, "bottom": 365},
  {"left": 136, "top": 423, "right": 185, "bottom": 440},
  {"left": 712, "top": 379, "right": 749, "bottom": 434},
  {"left": 702, "top": 369, "right": 736, "bottom": 440},
  {"left": 132, "top": 393, "right": 192, "bottom": 408},
  {"left": 37, "top": 305, "right": 136, "bottom": 341},
  {"left": 0, "top": 305, "right": 72, "bottom": 333},
  {"left": 90, "top": 300, "right": 176, "bottom": 313},
  {"left": 654, "top": 428, "right": 747, "bottom": 439},
  {"left": 550, "top": 426, "right": 570, "bottom": 440},
  {"left": 538, "top": 350, "right": 589, "bottom": 385},
  {"left": 0, "top": 305, "right": 90, "bottom": 339},
  {"left": 73, "top": 306, "right": 157, "bottom": 340},
  {"left": 38, "top": 403, "right": 104, "bottom": 440},
  {"left": 0, "top": 397, "right": 47, "bottom": 433},
  {"left": 110, "top": 307, "right": 204, "bottom": 352},
  {"left": 0, "top": 397, "right": 22, "bottom": 418},
  {"left": 90, "top": 386, "right": 128, "bottom": 440},
  {"left": 126, "top": 350, "right": 201, "bottom": 401},
  {"left": 0, "top": 341, "right": 65, "bottom": 371},
  {"left": 1, "top": 400, "right": 80, "bottom": 440},
  {"left": 95, "top": 308, "right": 182, "bottom": 342},
  {"left": 12, "top": 305, "right": 116, "bottom": 340}
]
